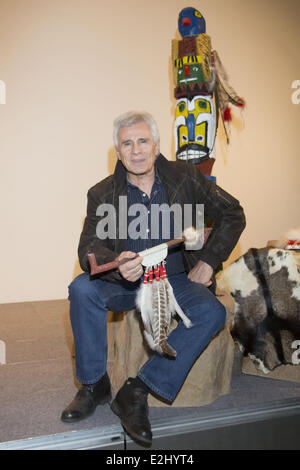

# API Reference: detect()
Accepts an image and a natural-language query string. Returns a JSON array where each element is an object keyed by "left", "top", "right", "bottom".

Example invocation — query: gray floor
[{"left": 1, "top": 299, "right": 300, "bottom": 447}]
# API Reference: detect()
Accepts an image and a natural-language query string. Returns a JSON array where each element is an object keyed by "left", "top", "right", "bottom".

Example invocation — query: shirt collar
[{"left": 126, "top": 161, "right": 162, "bottom": 190}]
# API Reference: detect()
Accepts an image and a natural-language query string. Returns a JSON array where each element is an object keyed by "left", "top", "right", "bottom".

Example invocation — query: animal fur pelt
[
  {"left": 136, "top": 264, "right": 192, "bottom": 358},
  {"left": 216, "top": 246, "right": 300, "bottom": 373}
]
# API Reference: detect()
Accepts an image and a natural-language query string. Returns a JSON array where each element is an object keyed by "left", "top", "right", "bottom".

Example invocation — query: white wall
[{"left": 0, "top": 0, "right": 299, "bottom": 303}]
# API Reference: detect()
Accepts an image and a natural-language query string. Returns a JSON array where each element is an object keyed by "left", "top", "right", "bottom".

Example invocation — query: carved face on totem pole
[
  {"left": 178, "top": 7, "right": 206, "bottom": 37},
  {"left": 174, "top": 95, "right": 215, "bottom": 163}
]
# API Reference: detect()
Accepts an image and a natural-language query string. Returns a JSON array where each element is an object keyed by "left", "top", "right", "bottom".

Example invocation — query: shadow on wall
[
  {"left": 72, "top": 218, "right": 85, "bottom": 281},
  {"left": 71, "top": 147, "right": 117, "bottom": 282},
  {"left": 0, "top": 340, "right": 6, "bottom": 365},
  {"left": 107, "top": 146, "right": 117, "bottom": 176},
  {"left": 216, "top": 110, "right": 246, "bottom": 167},
  {"left": 223, "top": 242, "right": 243, "bottom": 269}
]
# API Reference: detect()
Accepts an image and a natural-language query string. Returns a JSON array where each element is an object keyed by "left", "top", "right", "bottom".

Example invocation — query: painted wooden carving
[{"left": 172, "top": 7, "right": 245, "bottom": 175}]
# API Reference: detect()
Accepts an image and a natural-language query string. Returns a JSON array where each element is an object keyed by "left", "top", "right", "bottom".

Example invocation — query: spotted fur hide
[{"left": 216, "top": 247, "right": 300, "bottom": 373}]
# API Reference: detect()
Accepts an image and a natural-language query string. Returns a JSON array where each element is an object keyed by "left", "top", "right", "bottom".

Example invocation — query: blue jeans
[{"left": 68, "top": 272, "right": 226, "bottom": 403}]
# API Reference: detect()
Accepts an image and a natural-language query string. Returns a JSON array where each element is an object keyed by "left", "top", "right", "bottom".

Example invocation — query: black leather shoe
[
  {"left": 110, "top": 378, "right": 152, "bottom": 446},
  {"left": 61, "top": 372, "right": 111, "bottom": 423}
]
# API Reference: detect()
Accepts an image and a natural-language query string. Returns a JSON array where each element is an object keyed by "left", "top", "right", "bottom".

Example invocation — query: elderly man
[{"left": 61, "top": 111, "right": 246, "bottom": 446}]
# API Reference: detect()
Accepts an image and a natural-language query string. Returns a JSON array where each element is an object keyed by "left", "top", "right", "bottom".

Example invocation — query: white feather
[
  {"left": 143, "top": 329, "right": 162, "bottom": 354},
  {"left": 136, "top": 264, "right": 193, "bottom": 357},
  {"left": 183, "top": 227, "right": 203, "bottom": 250},
  {"left": 136, "top": 282, "right": 152, "bottom": 333},
  {"left": 165, "top": 280, "right": 193, "bottom": 328}
]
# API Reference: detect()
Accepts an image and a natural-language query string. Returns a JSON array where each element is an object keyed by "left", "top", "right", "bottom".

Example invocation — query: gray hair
[{"left": 113, "top": 111, "right": 160, "bottom": 150}]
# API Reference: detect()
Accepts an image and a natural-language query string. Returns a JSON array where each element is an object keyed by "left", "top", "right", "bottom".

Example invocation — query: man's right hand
[{"left": 117, "top": 251, "right": 144, "bottom": 282}]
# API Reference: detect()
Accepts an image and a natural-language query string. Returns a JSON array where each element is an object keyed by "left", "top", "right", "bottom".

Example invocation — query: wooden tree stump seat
[{"left": 106, "top": 289, "right": 235, "bottom": 407}]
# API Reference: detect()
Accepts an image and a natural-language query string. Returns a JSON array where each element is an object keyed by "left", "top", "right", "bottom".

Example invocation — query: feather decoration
[
  {"left": 211, "top": 50, "right": 245, "bottom": 144},
  {"left": 136, "top": 267, "right": 152, "bottom": 333},
  {"left": 151, "top": 267, "right": 175, "bottom": 357},
  {"left": 136, "top": 262, "right": 192, "bottom": 358}
]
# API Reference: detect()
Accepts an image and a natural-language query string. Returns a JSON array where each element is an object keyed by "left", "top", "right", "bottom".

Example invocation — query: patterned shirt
[{"left": 125, "top": 168, "right": 185, "bottom": 277}]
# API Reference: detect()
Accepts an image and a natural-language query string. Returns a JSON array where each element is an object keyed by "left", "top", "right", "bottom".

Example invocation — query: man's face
[{"left": 116, "top": 121, "right": 159, "bottom": 181}]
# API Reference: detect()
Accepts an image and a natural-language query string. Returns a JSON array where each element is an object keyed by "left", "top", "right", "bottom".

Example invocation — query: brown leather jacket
[{"left": 78, "top": 153, "right": 246, "bottom": 283}]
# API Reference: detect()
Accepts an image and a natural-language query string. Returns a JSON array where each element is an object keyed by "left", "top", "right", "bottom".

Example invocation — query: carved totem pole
[{"left": 172, "top": 7, "right": 245, "bottom": 178}]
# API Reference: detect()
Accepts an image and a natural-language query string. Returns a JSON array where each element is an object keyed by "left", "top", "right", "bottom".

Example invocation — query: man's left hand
[{"left": 188, "top": 260, "right": 213, "bottom": 286}]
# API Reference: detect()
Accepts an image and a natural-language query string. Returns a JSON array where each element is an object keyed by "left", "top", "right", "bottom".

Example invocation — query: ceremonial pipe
[{"left": 88, "top": 228, "right": 211, "bottom": 275}]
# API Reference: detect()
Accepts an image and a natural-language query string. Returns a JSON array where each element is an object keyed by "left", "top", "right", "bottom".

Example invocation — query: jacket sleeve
[
  {"left": 190, "top": 168, "right": 246, "bottom": 270},
  {"left": 78, "top": 188, "right": 123, "bottom": 282}
]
